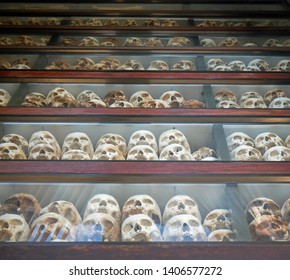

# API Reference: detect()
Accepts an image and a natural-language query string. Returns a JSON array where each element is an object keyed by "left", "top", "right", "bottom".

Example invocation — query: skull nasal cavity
[
  {"left": 73, "top": 138, "right": 79, "bottom": 142},
  {"left": 169, "top": 135, "right": 175, "bottom": 140},
  {"left": 135, "top": 200, "right": 142, "bottom": 207},
  {"left": 100, "top": 200, "right": 107, "bottom": 207},
  {"left": 140, "top": 136, "right": 145, "bottom": 141},
  {"left": 134, "top": 223, "right": 142, "bottom": 231},
  {"left": 263, "top": 203, "right": 271, "bottom": 211},
  {"left": 40, "top": 149, "right": 46, "bottom": 154},
  {"left": 178, "top": 202, "right": 185, "bottom": 210},
  {"left": 182, "top": 223, "right": 190, "bottom": 232}
]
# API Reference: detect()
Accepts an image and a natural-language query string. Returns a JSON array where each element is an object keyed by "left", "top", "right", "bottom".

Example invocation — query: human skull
[
  {"left": 208, "top": 229, "right": 237, "bottom": 241},
  {"left": 171, "top": 60, "right": 195, "bottom": 71},
  {"left": 243, "top": 42, "right": 258, "bottom": 47},
  {"left": 0, "top": 214, "right": 30, "bottom": 242},
  {"left": 200, "top": 38, "right": 217, "bottom": 47},
  {"left": 243, "top": 65, "right": 261, "bottom": 72},
  {"left": 0, "top": 133, "right": 28, "bottom": 155},
  {"left": 214, "top": 89, "right": 237, "bottom": 103},
  {"left": 62, "top": 132, "right": 94, "bottom": 159},
  {"left": 248, "top": 59, "right": 270, "bottom": 71},
  {"left": 163, "top": 195, "right": 201, "bottom": 225},
  {"left": 79, "top": 213, "right": 120, "bottom": 242},
  {"left": 118, "top": 59, "right": 144, "bottom": 70},
  {"left": 245, "top": 197, "right": 282, "bottom": 224},
  {"left": 218, "top": 37, "right": 240, "bottom": 47},
  {"left": 284, "top": 39, "right": 290, "bottom": 46},
  {"left": 203, "top": 209, "right": 233, "bottom": 234},
  {"left": 76, "top": 89, "right": 100, "bottom": 103},
  {"left": 61, "top": 37, "right": 79, "bottom": 46},
  {"left": 99, "top": 58, "right": 121, "bottom": 70},
  {"left": 29, "top": 212, "right": 73, "bottom": 242},
  {"left": 0, "top": 88, "right": 11, "bottom": 106},
  {"left": 79, "top": 37, "right": 100, "bottom": 46},
  {"left": 213, "top": 65, "right": 232, "bottom": 71},
  {"left": 61, "top": 149, "right": 91, "bottom": 160},
  {"left": 263, "top": 146, "right": 290, "bottom": 161},
  {"left": 239, "top": 91, "right": 264, "bottom": 105},
  {"left": 80, "top": 98, "right": 107, "bottom": 108},
  {"left": 28, "top": 130, "right": 61, "bottom": 156},
  {"left": 207, "top": 58, "right": 225, "bottom": 70},
  {"left": 158, "top": 129, "right": 191, "bottom": 153},
  {"left": 46, "top": 87, "right": 73, "bottom": 103},
  {"left": 144, "top": 18, "right": 160, "bottom": 27},
  {"left": 93, "top": 144, "right": 125, "bottom": 160},
  {"left": 122, "top": 194, "right": 162, "bottom": 226},
  {"left": 14, "top": 35, "right": 33, "bottom": 46},
  {"left": 86, "top": 18, "right": 103, "bottom": 26},
  {"left": 45, "top": 60, "right": 71, "bottom": 70},
  {"left": 163, "top": 214, "right": 207, "bottom": 242},
  {"left": 162, "top": 19, "right": 178, "bottom": 26},
  {"left": 29, "top": 143, "right": 60, "bottom": 160},
  {"left": 70, "top": 19, "right": 85, "bottom": 26},
  {"left": 167, "top": 37, "right": 191, "bottom": 47},
  {"left": 0, "top": 143, "right": 27, "bottom": 160},
  {"left": 226, "top": 132, "right": 255, "bottom": 152},
  {"left": 96, "top": 133, "right": 127, "bottom": 157},
  {"left": 227, "top": 60, "right": 246, "bottom": 71},
  {"left": 264, "top": 89, "right": 287, "bottom": 105},
  {"left": 104, "top": 19, "right": 120, "bottom": 26},
  {"left": 123, "top": 19, "right": 138, "bottom": 26},
  {"left": 22, "top": 92, "right": 47, "bottom": 107},
  {"left": 269, "top": 97, "right": 290, "bottom": 108},
  {"left": 263, "top": 39, "right": 282, "bottom": 47},
  {"left": 40, "top": 200, "right": 82, "bottom": 226},
  {"left": 181, "top": 99, "right": 206, "bottom": 109},
  {"left": 0, "top": 193, "right": 41, "bottom": 225},
  {"left": 159, "top": 144, "right": 192, "bottom": 160},
  {"left": 123, "top": 37, "right": 143, "bottom": 47},
  {"left": 127, "top": 145, "right": 158, "bottom": 160},
  {"left": 230, "top": 145, "right": 263, "bottom": 161},
  {"left": 143, "top": 37, "right": 163, "bottom": 47},
  {"left": 109, "top": 101, "right": 134, "bottom": 108},
  {"left": 0, "top": 57, "right": 11, "bottom": 69},
  {"left": 73, "top": 57, "right": 96, "bottom": 70},
  {"left": 147, "top": 60, "right": 169, "bottom": 71},
  {"left": 127, "top": 130, "right": 158, "bottom": 153},
  {"left": 254, "top": 132, "right": 285, "bottom": 154},
  {"left": 0, "top": 37, "right": 14, "bottom": 46},
  {"left": 192, "top": 147, "right": 217, "bottom": 161},
  {"left": 281, "top": 198, "right": 290, "bottom": 225},
  {"left": 160, "top": 91, "right": 185, "bottom": 108},
  {"left": 276, "top": 59, "right": 290, "bottom": 71},
  {"left": 83, "top": 194, "right": 121, "bottom": 224},
  {"left": 129, "top": 91, "right": 154, "bottom": 107},
  {"left": 143, "top": 99, "right": 168, "bottom": 108},
  {"left": 121, "top": 214, "right": 162, "bottom": 242},
  {"left": 197, "top": 20, "right": 217, "bottom": 27},
  {"left": 216, "top": 100, "right": 240, "bottom": 108},
  {"left": 103, "top": 90, "right": 128, "bottom": 106},
  {"left": 241, "top": 97, "right": 267, "bottom": 108},
  {"left": 248, "top": 215, "right": 289, "bottom": 241}
]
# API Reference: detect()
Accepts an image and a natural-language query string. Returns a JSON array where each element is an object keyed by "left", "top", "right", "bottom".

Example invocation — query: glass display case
[{"left": 0, "top": 0, "right": 290, "bottom": 260}]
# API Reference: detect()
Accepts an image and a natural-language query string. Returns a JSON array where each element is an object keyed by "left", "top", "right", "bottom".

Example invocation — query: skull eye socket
[
  {"left": 125, "top": 199, "right": 135, "bottom": 207},
  {"left": 207, "top": 213, "right": 218, "bottom": 220},
  {"left": 140, "top": 219, "right": 152, "bottom": 227},
  {"left": 142, "top": 198, "right": 154, "bottom": 205},
  {"left": 103, "top": 220, "right": 114, "bottom": 231},
  {"left": 123, "top": 223, "right": 133, "bottom": 232},
  {"left": 188, "top": 219, "right": 200, "bottom": 227},
  {"left": 10, "top": 219, "right": 23, "bottom": 226},
  {"left": 107, "top": 199, "right": 117, "bottom": 206},
  {"left": 107, "top": 148, "right": 117, "bottom": 153},
  {"left": 270, "top": 149, "right": 280, "bottom": 157},
  {"left": 167, "top": 201, "right": 178, "bottom": 208},
  {"left": 184, "top": 199, "right": 196, "bottom": 207},
  {"left": 170, "top": 221, "right": 182, "bottom": 229},
  {"left": 90, "top": 198, "right": 101, "bottom": 204}
]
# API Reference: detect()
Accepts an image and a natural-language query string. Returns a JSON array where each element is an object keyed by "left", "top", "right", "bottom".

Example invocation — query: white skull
[
  {"left": 269, "top": 97, "right": 290, "bottom": 108},
  {"left": 163, "top": 195, "right": 201, "bottom": 225},
  {"left": 79, "top": 37, "right": 100, "bottom": 46},
  {"left": 0, "top": 133, "right": 28, "bottom": 155},
  {"left": 226, "top": 132, "right": 255, "bottom": 152},
  {"left": 216, "top": 100, "right": 240, "bottom": 108},
  {"left": 122, "top": 194, "right": 162, "bottom": 226},
  {"left": 162, "top": 19, "right": 178, "bottom": 27},
  {"left": 243, "top": 42, "right": 258, "bottom": 47},
  {"left": 96, "top": 133, "right": 127, "bottom": 156},
  {"left": 254, "top": 132, "right": 285, "bottom": 154},
  {"left": 121, "top": 214, "right": 162, "bottom": 242},
  {"left": 248, "top": 59, "right": 270, "bottom": 71},
  {"left": 76, "top": 90, "right": 100, "bottom": 104},
  {"left": 109, "top": 101, "right": 134, "bottom": 108},
  {"left": 22, "top": 92, "right": 47, "bottom": 107},
  {"left": 263, "top": 146, "right": 290, "bottom": 161},
  {"left": 230, "top": 145, "right": 263, "bottom": 161},
  {"left": 127, "top": 130, "right": 158, "bottom": 153},
  {"left": 127, "top": 145, "right": 158, "bottom": 160},
  {"left": 264, "top": 89, "right": 286, "bottom": 104},
  {"left": 263, "top": 39, "right": 282, "bottom": 47},
  {"left": 245, "top": 197, "right": 282, "bottom": 224},
  {"left": 208, "top": 229, "right": 237, "bottom": 241},
  {"left": 40, "top": 200, "right": 82, "bottom": 226},
  {"left": 241, "top": 97, "right": 267, "bottom": 108},
  {"left": 158, "top": 129, "right": 191, "bottom": 153},
  {"left": 207, "top": 58, "right": 225, "bottom": 70},
  {"left": 0, "top": 143, "right": 27, "bottom": 160},
  {"left": 86, "top": 18, "right": 103, "bottom": 26},
  {"left": 167, "top": 37, "right": 191, "bottom": 47},
  {"left": 28, "top": 131, "right": 61, "bottom": 156},
  {"left": 243, "top": 65, "right": 261, "bottom": 72},
  {"left": 118, "top": 59, "right": 144, "bottom": 70},
  {"left": 147, "top": 60, "right": 169, "bottom": 71},
  {"left": 248, "top": 215, "right": 289, "bottom": 241},
  {"left": 276, "top": 59, "right": 290, "bottom": 71},
  {"left": 203, "top": 209, "right": 233, "bottom": 234},
  {"left": 83, "top": 194, "right": 121, "bottom": 224},
  {"left": 239, "top": 91, "right": 264, "bottom": 105},
  {"left": 160, "top": 91, "right": 185, "bottom": 108},
  {"left": 79, "top": 213, "right": 120, "bottom": 242},
  {"left": 123, "top": 37, "right": 143, "bottom": 47},
  {"left": 163, "top": 214, "right": 207, "bottom": 242},
  {"left": 200, "top": 38, "right": 217, "bottom": 47},
  {"left": 213, "top": 65, "right": 232, "bottom": 71},
  {"left": 218, "top": 37, "right": 240, "bottom": 47},
  {"left": 46, "top": 87, "right": 72, "bottom": 103},
  {"left": 61, "top": 149, "right": 91, "bottom": 160},
  {"left": 281, "top": 198, "right": 290, "bottom": 225},
  {"left": 29, "top": 143, "right": 60, "bottom": 160},
  {"left": 143, "top": 37, "right": 163, "bottom": 47},
  {"left": 93, "top": 144, "right": 125, "bottom": 160},
  {"left": 159, "top": 144, "right": 192, "bottom": 160},
  {"left": 143, "top": 99, "right": 168, "bottom": 108},
  {"left": 62, "top": 132, "right": 94, "bottom": 159},
  {"left": 0, "top": 88, "right": 11, "bottom": 106},
  {"left": 129, "top": 91, "right": 154, "bottom": 107},
  {"left": 30, "top": 212, "right": 73, "bottom": 241},
  {"left": 0, "top": 214, "right": 30, "bottom": 242},
  {"left": 171, "top": 60, "right": 195, "bottom": 71},
  {"left": 73, "top": 57, "right": 96, "bottom": 70},
  {"left": 192, "top": 147, "right": 217, "bottom": 161},
  {"left": 214, "top": 89, "right": 237, "bottom": 103},
  {"left": 228, "top": 60, "right": 246, "bottom": 71}
]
